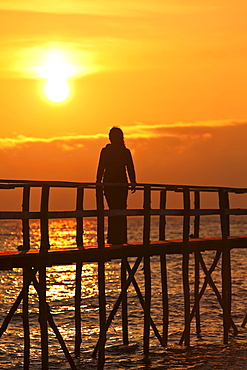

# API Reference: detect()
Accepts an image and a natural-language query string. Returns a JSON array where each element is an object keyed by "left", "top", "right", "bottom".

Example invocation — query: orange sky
[{"left": 1, "top": 1, "right": 247, "bottom": 194}]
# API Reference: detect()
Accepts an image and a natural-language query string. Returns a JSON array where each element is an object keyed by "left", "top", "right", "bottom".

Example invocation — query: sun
[
  {"left": 44, "top": 80, "right": 70, "bottom": 103},
  {"left": 37, "top": 51, "right": 76, "bottom": 103}
]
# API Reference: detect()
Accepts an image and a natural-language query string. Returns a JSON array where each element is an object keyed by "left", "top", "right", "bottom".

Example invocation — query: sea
[{"left": 1, "top": 215, "right": 247, "bottom": 369}]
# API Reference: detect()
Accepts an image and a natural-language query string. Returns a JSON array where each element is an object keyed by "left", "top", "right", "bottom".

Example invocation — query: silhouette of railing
[
  {"left": 1, "top": 179, "right": 247, "bottom": 369},
  {"left": 1, "top": 179, "right": 247, "bottom": 250}
]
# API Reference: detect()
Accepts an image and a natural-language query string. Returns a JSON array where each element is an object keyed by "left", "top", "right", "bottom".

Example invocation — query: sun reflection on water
[{"left": 1, "top": 218, "right": 247, "bottom": 368}]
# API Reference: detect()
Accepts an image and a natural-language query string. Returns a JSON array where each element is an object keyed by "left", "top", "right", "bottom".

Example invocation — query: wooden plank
[
  {"left": 160, "top": 254, "right": 168, "bottom": 345},
  {"left": 183, "top": 188, "right": 190, "bottom": 244},
  {"left": 75, "top": 262, "right": 82, "bottom": 356},
  {"left": 40, "top": 185, "right": 50, "bottom": 252},
  {"left": 23, "top": 267, "right": 30, "bottom": 369},
  {"left": 222, "top": 249, "right": 231, "bottom": 344},
  {"left": 218, "top": 189, "right": 230, "bottom": 240},
  {"left": 22, "top": 186, "right": 30, "bottom": 250},
  {"left": 92, "top": 256, "right": 143, "bottom": 358},
  {"left": 1, "top": 235, "right": 247, "bottom": 270},
  {"left": 182, "top": 252, "right": 190, "bottom": 346},
  {"left": 159, "top": 190, "right": 167, "bottom": 241},
  {"left": 194, "top": 251, "right": 201, "bottom": 336},
  {"left": 96, "top": 185, "right": 105, "bottom": 250},
  {"left": 143, "top": 186, "right": 151, "bottom": 247},
  {"left": 121, "top": 258, "right": 128, "bottom": 345},
  {"left": 38, "top": 265, "right": 49, "bottom": 369},
  {"left": 143, "top": 186, "right": 151, "bottom": 358},
  {"left": 126, "top": 260, "right": 165, "bottom": 347},
  {"left": 32, "top": 272, "right": 77, "bottom": 369},
  {"left": 179, "top": 251, "right": 221, "bottom": 345},
  {"left": 193, "top": 191, "right": 200, "bottom": 238},
  {"left": 4, "top": 206, "right": 247, "bottom": 221},
  {"left": 97, "top": 260, "right": 106, "bottom": 370},
  {"left": 76, "top": 187, "right": 84, "bottom": 249}
]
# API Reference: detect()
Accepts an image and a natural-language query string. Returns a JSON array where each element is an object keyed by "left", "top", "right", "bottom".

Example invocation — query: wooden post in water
[
  {"left": 22, "top": 186, "right": 30, "bottom": 250},
  {"left": 40, "top": 185, "right": 50, "bottom": 252},
  {"left": 75, "top": 186, "right": 84, "bottom": 356},
  {"left": 39, "top": 264, "right": 49, "bottom": 369},
  {"left": 96, "top": 184, "right": 106, "bottom": 370},
  {"left": 193, "top": 190, "right": 201, "bottom": 336},
  {"left": 159, "top": 189, "right": 168, "bottom": 345},
  {"left": 39, "top": 184, "right": 50, "bottom": 367},
  {"left": 121, "top": 257, "right": 129, "bottom": 345},
  {"left": 23, "top": 267, "right": 30, "bottom": 369},
  {"left": 160, "top": 254, "right": 168, "bottom": 346},
  {"left": 182, "top": 187, "right": 190, "bottom": 347},
  {"left": 219, "top": 189, "right": 231, "bottom": 344},
  {"left": 143, "top": 186, "right": 151, "bottom": 358},
  {"left": 75, "top": 263, "right": 82, "bottom": 357}
]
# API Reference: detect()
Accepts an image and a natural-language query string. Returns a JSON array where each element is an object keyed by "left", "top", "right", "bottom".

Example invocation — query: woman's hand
[{"left": 130, "top": 184, "right": 136, "bottom": 193}]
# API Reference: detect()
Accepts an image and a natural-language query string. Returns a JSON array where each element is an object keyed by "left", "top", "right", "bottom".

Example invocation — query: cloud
[
  {"left": 0, "top": 118, "right": 246, "bottom": 150},
  {"left": 0, "top": 1, "right": 203, "bottom": 16},
  {"left": 0, "top": 133, "right": 106, "bottom": 149},
  {"left": 121, "top": 119, "right": 247, "bottom": 138}
]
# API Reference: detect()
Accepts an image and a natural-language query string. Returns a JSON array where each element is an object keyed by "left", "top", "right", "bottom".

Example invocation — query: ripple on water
[{"left": 0, "top": 218, "right": 247, "bottom": 368}]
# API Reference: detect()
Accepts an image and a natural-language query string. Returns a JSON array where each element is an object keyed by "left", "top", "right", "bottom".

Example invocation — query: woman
[{"left": 96, "top": 127, "right": 136, "bottom": 245}]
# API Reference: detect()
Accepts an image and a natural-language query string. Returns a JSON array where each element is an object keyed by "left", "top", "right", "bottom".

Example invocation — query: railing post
[
  {"left": 183, "top": 187, "right": 190, "bottom": 244},
  {"left": 159, "top": 189, "right": 167, "bottom": 241},
  {"left": 219, "top": 189, "right": 230, "bottom": 240},
  {"left": 193, "top": 190, "right": 201, "bottom": 335},
  {"left": 159, "top": 189, "right": 168, "bottom": 343},
  {"left": 75, "top": 187, "right": 84, "bottom": 357},
  {"left": 143, "top": 186, "right": 151, "bottom": 247},
  {"left": 143, "top": 186, "right": 151, "bottom": 359},
  {"left": 96, "top": 184, "right": 105, "bottom": 250},
  {"left": 218, "top": 189, "right": 231, "bottom": 344},
  {"left": 182, "top": 187, "right": 190, "bottom": 347},
  {"left": 22, "top": 186, "right": 31, "bottom": 250},
  {"left": 96, "top": 184, "right": 106, "bottom": 369},
  {"left": 193, "top": 190, "right": 200, "bottom": 238},
  {"left": 76, "top": 187, "right": 84, "bottom": 249},
  {"left": 40, "top": 185, "right": 50, "bottom": 252}
]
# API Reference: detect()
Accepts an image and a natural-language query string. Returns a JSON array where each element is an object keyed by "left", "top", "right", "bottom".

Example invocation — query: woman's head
[{"left": 109, "top": 126, "right": 125, "bottom": 145}]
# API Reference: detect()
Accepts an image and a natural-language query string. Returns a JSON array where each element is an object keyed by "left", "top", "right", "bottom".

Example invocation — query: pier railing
[
  {"left": 1, "top": 179, "right": 247, "bottom": 368},
  {"left": 0, "top": 179, "right": 247, "bottom": 251}
]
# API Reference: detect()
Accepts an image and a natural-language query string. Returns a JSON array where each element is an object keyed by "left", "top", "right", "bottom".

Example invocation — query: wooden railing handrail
[
  {"left": 1, "top": 179, "right": 247, "bottom": 193},
  {"left": 1, "top": 180, "right": 247, "bottom": 252}
]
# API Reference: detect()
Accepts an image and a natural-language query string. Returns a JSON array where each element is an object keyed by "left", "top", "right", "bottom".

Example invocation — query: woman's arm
[
  {"left": 96, "top": 149, "right": 105, "bottom": 182},
  {"left": 126, "top": 150, "right": 136, "bottom": 192}
]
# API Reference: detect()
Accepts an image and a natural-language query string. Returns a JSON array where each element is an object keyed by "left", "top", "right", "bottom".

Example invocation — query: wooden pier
[{"left": 0, "top": 179, "right": 247, "bottom": 369}]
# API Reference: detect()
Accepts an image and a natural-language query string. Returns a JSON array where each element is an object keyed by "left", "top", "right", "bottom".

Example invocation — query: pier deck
[{"left": 0, "top": 236, "right": 247, "bottom": 269}]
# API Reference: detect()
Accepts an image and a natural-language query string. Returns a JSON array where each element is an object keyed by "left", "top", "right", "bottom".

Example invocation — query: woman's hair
[{"left": 109, "top": 126, "right": 125, "bottom": 146}]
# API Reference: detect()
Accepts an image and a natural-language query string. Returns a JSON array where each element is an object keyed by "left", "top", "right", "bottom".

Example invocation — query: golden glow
[
  {"left": 37, "top": 51, "right": 77, "bottom": 80},
  {"left": 36, "top": 51, "right": 75, "bottom": 103}
]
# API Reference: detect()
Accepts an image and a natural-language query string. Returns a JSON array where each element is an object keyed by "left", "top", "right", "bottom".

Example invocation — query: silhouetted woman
[{"left": 96, "top": 127, "right": 136, "bottom": 244}]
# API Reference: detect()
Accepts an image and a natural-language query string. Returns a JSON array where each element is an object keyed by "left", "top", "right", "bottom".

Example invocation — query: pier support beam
[
  {"left": 222, "top": 249, "right": 232, "bottom": 344},
  {"left": 39, "top": 265, "right": 49, "bottom": 370},
  {"left": 23, "top": 267, "right": 31, "bottom": 370},
  {"left": 75, "top": 262, "right": 82, "bottom": 356},
  {"left": 98, "top": 261, "right": 106, "bottom": 370},
  {"left": 121, "top": 257, "right": 129, "bottom": 345},
  {"left": 160, "top": 254, "right": 168, "bottom": 346}
]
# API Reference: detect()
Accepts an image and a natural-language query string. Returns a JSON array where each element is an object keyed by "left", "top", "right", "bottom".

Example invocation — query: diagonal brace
[{"left": 92, "top": 256, "right": 143, "bottom": 358}]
